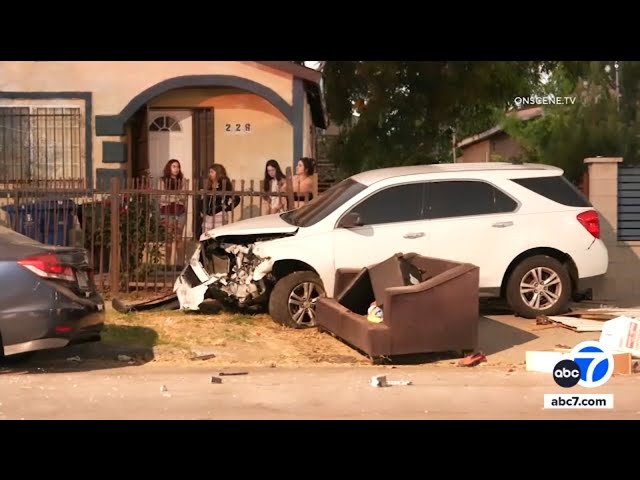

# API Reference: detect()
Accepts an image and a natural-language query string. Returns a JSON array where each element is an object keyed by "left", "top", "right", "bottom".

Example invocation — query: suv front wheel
[
  {"left": 268, "top": 271, "right": 326, "bottom": 329},
  {"left": 506, "top": 255, "right": 571, "bottom": 318}
]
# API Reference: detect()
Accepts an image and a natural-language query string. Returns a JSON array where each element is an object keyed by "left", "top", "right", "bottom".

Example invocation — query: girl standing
[{"left": 203, "top": 164, "right": 241, "bottom": 231}]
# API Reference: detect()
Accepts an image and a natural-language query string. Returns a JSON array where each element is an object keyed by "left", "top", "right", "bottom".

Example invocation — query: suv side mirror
[{"left": 339, "top": 212, "right": 363, "bottom": 229}]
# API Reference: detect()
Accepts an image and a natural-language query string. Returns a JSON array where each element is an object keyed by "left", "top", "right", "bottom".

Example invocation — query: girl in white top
[{"left": 263, "top": 159, "right": 286, "bottom": 214}]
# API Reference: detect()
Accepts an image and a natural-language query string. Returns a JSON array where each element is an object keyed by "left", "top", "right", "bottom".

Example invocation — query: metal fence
[{"left": 0, "top": 169, "right": 311, "bottom": 297}]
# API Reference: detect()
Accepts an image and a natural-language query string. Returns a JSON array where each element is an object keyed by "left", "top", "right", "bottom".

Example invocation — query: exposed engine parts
[
  {"left": 174, "top": 237, "right": 279, "bottom": 311},
  {"left": 212, "top": 243, "right": 270, "bottom": 304}
]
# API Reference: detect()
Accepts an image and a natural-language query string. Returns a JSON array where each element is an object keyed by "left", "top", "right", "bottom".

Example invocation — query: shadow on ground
[
  {"left": 364, "top": 313, "right": 538, "bottom": 366},
  {"left": 0, "top": 325, "right": 159, "bottom": 375}
]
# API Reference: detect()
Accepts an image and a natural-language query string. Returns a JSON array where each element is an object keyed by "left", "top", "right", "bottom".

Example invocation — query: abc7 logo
[{"left": 553, "top": 341, "right": 614, "bottom": 388}]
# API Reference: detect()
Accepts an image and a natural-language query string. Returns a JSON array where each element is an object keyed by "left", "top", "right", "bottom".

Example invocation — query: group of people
[
  {"left": 262, "top": 157, "right": 315, "bottom": 214},
  {"left": 157, "top": 157, "right": 316, "bottom": 266}
]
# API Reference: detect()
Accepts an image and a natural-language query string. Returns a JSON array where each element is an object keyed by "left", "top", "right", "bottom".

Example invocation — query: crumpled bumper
[{"left": 173, "top": 243, "right": 275, "bottom": 311}]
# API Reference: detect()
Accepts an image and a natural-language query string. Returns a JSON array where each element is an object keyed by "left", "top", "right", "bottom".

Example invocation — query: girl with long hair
[
  {"left": 282, "top": 157, "right": 315, "bottom": 209},
  {"left": 203, "top": 163, "right": 241, "bottom": 231},
  {"left": 159, "top": 159, "right": 187, "bottom": 267},
  {"left": 262, "top": 159, "right": 286, "bottom": 214}
]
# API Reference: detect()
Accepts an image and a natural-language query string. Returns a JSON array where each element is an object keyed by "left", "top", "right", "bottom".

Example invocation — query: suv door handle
[
  {"left": 403, "top": 232, "right": 425, "bottom": 239},
  {"left": 492, "top": 221, "right": 514, "bottom": 228}
]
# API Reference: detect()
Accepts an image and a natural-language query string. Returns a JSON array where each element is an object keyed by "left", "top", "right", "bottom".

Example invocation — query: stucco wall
[
  {"left": 0, "top": 61, "right": 292, "bottom": 114},
  {"left": 150, "top": 88, "right": 292, "bottom": 185},
  {"left": 585, "top": 157, "right": 640, "bottom": 307},
  {"left": 0, "top": 61, "right": 295, "bottom": 181}
]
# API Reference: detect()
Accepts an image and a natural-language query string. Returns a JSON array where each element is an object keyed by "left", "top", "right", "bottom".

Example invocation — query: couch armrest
[
  {"left": 384, "top": 263, "right": 478, "bottom": 299},
  {"left": 334, "top": 268, "right": 363, "bottom": 298}
]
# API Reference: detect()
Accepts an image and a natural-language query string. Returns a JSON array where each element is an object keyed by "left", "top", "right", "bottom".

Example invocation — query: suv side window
[
  {"left": 512, "top": 176, "right": 592, "bottom": 208},
  {"left": 427, "top": 180, "right": 518, "bottom": 219},
  {"left": 346, "top": 182, "right": 426, "bottom": 226}
]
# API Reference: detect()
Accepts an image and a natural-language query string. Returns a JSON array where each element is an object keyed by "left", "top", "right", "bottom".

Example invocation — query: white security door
[{"left": 148, "top": 110, "right": 194, "bottom": 236}]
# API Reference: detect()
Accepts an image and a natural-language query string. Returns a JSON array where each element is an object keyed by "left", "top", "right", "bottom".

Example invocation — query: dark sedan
[{"left": 0, "top": 225, "right": 105, "bottom": 359}]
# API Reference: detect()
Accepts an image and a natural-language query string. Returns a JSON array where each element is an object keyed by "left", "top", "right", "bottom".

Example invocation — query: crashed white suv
[{"left": 174, "top": 162, "right": 608, "bottom": 327}]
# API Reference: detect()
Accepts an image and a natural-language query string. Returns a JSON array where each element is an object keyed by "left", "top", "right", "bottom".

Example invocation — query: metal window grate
[
  {"left": 0, "top": 107, "right": 84, "bottom": 184},
  {"left": 618, "top": 166, "right": 640, "bottom": 241}
]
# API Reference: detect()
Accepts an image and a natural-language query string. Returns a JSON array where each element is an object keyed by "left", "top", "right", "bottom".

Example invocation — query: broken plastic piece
[
  {"left": 458, "top": 352, "right": 487, "bottom": 367},
  {"left": 370, "top": 375, "right": 388, "bottom": 387}
]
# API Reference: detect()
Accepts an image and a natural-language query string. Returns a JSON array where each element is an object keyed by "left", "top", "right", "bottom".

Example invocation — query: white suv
[{"left": 175, "top": 162, "right": 609, "bottom": 327}]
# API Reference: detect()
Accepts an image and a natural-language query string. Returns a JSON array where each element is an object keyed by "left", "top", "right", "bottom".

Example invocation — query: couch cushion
[{"left": 316, "top": 298, "right": 391, "bottom": 357}]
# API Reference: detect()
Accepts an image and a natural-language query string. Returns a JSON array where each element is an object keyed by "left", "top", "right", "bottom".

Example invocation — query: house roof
[
  {"left": 456, "top": 106, "right": 543, "bottom": 149},
  {"left": 256, "top": 61, "right": 328, "bottom": 129}
]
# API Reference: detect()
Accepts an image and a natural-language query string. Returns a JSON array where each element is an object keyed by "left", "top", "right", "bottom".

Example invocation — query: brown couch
[{"left": 316, "top": 252, "right": 480, "bottom": 361}]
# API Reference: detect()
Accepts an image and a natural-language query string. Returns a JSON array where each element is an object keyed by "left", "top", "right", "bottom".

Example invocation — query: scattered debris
[
  {"left": 387, "top": 380, "right": 412, "bottom": 386},
  {"left": 162, "top": 392, "right": 172, "bottom": 398},
  {"left": 160, "top": 385, "right": 168, "bottom": 392},
  {"left": 370, "top": 375, "right": 412, "bottom": 387},
  {"left": 66, "top": 356, "right": 81, "bottom": 362},
  {"left": 526, "top": 350, "right": 566, "bottom": 373},
  {"left": 600, "top": 316, "right": 640, "bottom": 357},
  {"left": 613, "top": 352, "right": 633, "bottom": 375},
  {"left": 219, "top": 371, "right": 248, "bottom": 376},
  {"left": 117, "top": 355, "right": 133, "bottom": 362},
  {"left": 270, "top": 362, "right": 277, "bottom": 368},
  {"left": 536, "top": 315, "right": 552, "bottom": 325},
  {"left": 555, "top": 344, "right": 570, "bottom": 349},
  {"left": 457, "top": 352, "right": 487, "bottom": 367},
  {"left": 192, "top": 353, "right": 217, "bottom": 361},
  {"left": 210, "top": 376, "right": 223, "bottom": 384},
  {"left": 507, "top": 368, "right": 515, "bottom": 373},
  {"left": 547, "top": 316, "right": 605, "bottom": 332},
  {"left": 565, "top": 307, "right": 640, "bottom": 321}
]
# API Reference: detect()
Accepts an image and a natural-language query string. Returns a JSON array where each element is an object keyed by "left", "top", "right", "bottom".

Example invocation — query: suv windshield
[{"left": 281, "top": 178, "right": 367, "bottom": 228}]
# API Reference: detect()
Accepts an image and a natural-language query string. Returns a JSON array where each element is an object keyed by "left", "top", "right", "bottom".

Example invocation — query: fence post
[
  {"left": 110, "top": 177, "right": 121, "bottom": 296},
  {"left": 584, "top": 157, "right": 622, "bottom": 239},
  {"left": 285, "top": 166, "right": 294, "bottom": 209}
]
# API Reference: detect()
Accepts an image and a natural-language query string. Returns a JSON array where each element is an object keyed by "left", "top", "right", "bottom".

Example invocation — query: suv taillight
[
  {"left": 577, "top": 210, "right": 601, "bottom": 239},
  {"left": 18, "top": 253, "right": 75, "bottom": 282}
]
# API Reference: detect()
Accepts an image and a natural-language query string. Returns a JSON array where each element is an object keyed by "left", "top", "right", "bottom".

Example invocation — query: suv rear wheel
[
  {"left": 506, "top": 255, "right": 571, "bottom": 318},
  {"left": 269, "top": 271, "right": 326, "bottom": 329}
]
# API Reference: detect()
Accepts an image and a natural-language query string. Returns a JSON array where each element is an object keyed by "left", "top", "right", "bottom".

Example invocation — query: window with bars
[{"left": 0, "top": 106, "right": 85, "bottom": 183}]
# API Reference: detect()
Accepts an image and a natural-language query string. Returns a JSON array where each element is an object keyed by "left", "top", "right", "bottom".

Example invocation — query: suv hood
[{"left": 200, "top": 213, "right": 299, "bottom": 241}]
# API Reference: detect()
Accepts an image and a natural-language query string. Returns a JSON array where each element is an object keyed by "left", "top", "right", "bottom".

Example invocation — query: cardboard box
[{"left": 599, "top": 316, "right": 640, "bottom": 358}]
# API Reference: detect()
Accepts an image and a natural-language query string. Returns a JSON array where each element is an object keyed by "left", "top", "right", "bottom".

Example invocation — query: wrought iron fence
[{"left": 0, "top": 169, "right": 311, "bottom": 297}]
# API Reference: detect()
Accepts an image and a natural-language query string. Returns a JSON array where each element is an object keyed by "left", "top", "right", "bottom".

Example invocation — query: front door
[
  {"left": 148, "top": 109, "right": 194, "bottom": 236},
  {"left": 332, "top": 182, "right": 429, "bottom": 295}
]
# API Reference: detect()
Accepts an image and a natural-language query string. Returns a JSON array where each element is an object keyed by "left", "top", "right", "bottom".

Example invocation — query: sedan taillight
[{"left": 18, "top": 253, "right": 75, "bottom": 282}]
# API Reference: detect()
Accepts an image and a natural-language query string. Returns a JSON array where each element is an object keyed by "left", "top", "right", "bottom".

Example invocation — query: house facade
[
  {"left": 0, "top": 61, "right": 327, "bottom": 189},
  {"left": 455, "top": 107, "right": 542, "bottom": 163}
]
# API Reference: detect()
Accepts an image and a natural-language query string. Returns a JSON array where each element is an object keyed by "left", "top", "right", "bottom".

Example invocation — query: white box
[
  {"left": 525, "top": 350, "right": 566, "bottom": 373},
  {"left": 599, "top": 316, "right": 640, "bottom": 358}
]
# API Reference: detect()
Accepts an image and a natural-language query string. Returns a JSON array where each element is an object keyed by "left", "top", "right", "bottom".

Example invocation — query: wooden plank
[{"left": 548, "top": 316, "right": 605, "bottom": 332}]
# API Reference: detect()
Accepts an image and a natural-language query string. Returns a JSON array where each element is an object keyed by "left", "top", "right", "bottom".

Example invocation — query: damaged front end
[{"left": 173, "top": 232, "right": 293, "bottom": 311}]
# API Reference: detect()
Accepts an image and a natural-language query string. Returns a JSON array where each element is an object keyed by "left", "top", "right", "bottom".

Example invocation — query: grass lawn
[{"left": 102, "top": 300, "right": 368, "bottom": 366}]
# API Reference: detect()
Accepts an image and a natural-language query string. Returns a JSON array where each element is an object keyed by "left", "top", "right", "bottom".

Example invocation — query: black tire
[
  {"left": 268, "top": 271, "right": 326, "bottom": 329},
  {"left": 506, "top": 255, "right": 571, "bottom": 319}
]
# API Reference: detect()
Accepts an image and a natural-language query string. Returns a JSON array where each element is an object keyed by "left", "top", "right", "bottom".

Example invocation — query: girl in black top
[{"left": 203, "top": 163, "right": 240, "bottom": 231}]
